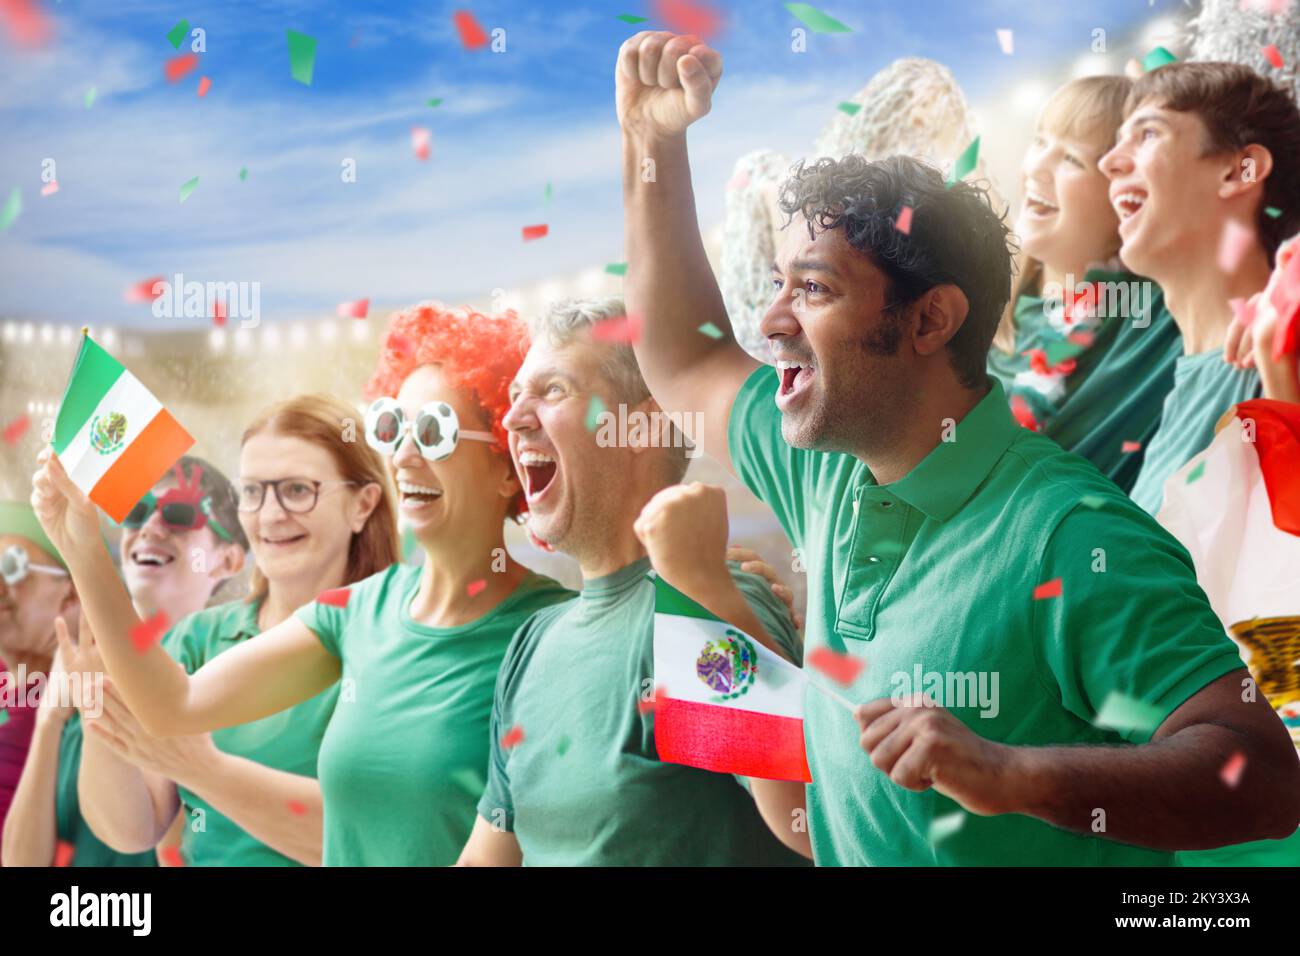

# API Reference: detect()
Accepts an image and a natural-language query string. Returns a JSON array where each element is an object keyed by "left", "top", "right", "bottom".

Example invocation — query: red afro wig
[{"left": 363, "top": 301, "right": 530, "bottom": 518}]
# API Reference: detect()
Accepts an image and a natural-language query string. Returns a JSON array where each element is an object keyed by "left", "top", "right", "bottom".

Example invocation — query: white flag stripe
[
  {"left": 652, "top": 612, "right": 806, "bottom": 719},
  {"left": 62, "top": 370, "right": 163, "bottom": 493}
]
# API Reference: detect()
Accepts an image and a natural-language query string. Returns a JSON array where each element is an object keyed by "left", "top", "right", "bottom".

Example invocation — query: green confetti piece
[
  {"left": 1093, "top": 691, "right": 1163, "bottom": 736},
  {"left": 166, "top": 19, "right": 190, "bottom": 50},
  {"left": 556, "top": 735, "right": 571, "bottom": 756},
  {"left": 239, "top": 166, "right": 248, "bottom": 181},
  {"left": 426, "top": 97, "right": 443, "bottom": 108},
  {"left": 448, "top": 767, "right": 484, "bottom": 795},
  {"left": 1185, "top": 460, "right": 1206, "bottom": 485},
  {"left": 1264, "top": 206, "right": 1282, "bottom": 219},
  {"left": 837, "top": 101, "right": 861, "bottom": 116},
  {"left": 1079, "top": 494, "right": 1106, "bottom": 510},
  {"left": 617, "top": 14, "right": 649, "bottom": 24},
  {"left": 0, "top": 708, "right": 9, "bottom": 727},
  {"left": 0, "top": 188, "right": 21, "bottom": 231},
  {"left": 287, "top": 30, "right": 317, "bottom": 86},
  {"left": 84, "top": 86, "right": 96, "bottom": 110},
  {"left": 784, "top": 2, "right": 851, "bottom": 33},
  {"left": 1142, "top": 46, "right": 1177, "bottom": 72},
  {"left": 929, "top": 810, "right": 964, "bottom": 844},
  {"left": 604, "top": 262, "right": 628, "bottom": 276},
  {"left": 946, "top": 135, "right": 980, "bottom": 186},
  {"left": 585, "top": 395, "right": 606, "bottom": 432},
  {"left": 697, "top": 321, "right": 724, "bottom": 339},
  {"left": 544, "top": 181, "right": 552, "bottom": 204},
  {"left": 179, "top": 176, "right": 199, "bottom": 203}
]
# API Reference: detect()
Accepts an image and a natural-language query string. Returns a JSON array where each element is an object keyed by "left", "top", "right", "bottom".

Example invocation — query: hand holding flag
[{"left": 31, "top": 445, "right": 103, "bottom": 567}]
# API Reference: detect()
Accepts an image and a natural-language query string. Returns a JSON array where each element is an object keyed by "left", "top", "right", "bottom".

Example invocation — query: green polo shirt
[
  {"left": 295, "top": 563, "right": 573, "bottom": 866},
  {"left": 55, "top": 713, "right": 156, "bottom": 867},
  {"left": 476, "top": 556, "right": 809, "bottom": 866},
  {"left": 163, "top": 598, "right": 338, "bottom": 866},
  {"left": 728, "top": 366, "right": 1245, "bottom": 866},
  {"left": 1130, "top": 349, "right": 1261, "bottom": 515}
]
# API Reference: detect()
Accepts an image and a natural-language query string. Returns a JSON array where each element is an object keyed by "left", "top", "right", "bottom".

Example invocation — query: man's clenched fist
[{"left": 615, "top": 31, "right": 723, "bottom": 138}]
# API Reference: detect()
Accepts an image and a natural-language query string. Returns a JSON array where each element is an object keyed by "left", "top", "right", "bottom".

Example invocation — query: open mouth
[
  {"left": 518, "top": 450, "right": 558, "bottom": 504},
  {"left": 1112, "top": 189, "right": 1147, "bottom": 223},
  {"left": 1023, "top": 189, "right": 1059, "bottom": 218},
  {"left": 775, "top": 358, "right": 816, "bottom": 403},
  {"left": 397, "top": 480, "right": 444, "bottom": 511},
  {"left": 130, "top": 549, "right": 175, "bottom": 569}
]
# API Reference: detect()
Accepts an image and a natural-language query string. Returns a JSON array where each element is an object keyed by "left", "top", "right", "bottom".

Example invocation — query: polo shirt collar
[
  {"left": 874, "top": 379, "right": 1019, "bottom": 523},
  {"left": 217, "top": 598, "right": 264, "bottom": 644}
]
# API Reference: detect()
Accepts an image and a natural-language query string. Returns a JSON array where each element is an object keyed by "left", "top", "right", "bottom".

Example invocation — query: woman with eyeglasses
[
  {"left": 63, "top": 395, "right": 398, "bottom": 866},
  {"left": 3, "top": 457, "right": 246, "bottom": 867},
  {"left": 34, "top": 303, "right": 577, "bottom": 865}
]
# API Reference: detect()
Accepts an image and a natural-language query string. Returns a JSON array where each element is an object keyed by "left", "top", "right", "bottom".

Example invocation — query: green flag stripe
[
  {"left": 650, "top": 574, "right": 722, "bottom": 622},
  {"left": 54, "top": 337, "right": 124, "bottom": 454}
]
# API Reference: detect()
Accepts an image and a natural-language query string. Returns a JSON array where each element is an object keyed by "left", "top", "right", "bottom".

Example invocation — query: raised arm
[{"left": 617, "top": 31, "right": 761, "bottom": 472}]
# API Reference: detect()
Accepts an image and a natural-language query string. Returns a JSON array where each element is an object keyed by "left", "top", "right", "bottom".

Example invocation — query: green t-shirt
[
  {"left": 728, "top": 366, "right": 1246, "bottom": 866},
  {"left": 476, "top": 556, "right": 809, "bottom": 866},
  {"left": 56, "top": 713, "right": 156, "bottom": 867},
  {"left": 988, "top": 272, "right": 1181, "bottom": 494},
  {"left": 295, "top": 563, "right": 573, "bottom": 866},
  {"left": 1130, "top": 349, "right": 1261, "bottom": 515},
  {"left": 163, "top": 598, "right": 338, "bottom": 866}
]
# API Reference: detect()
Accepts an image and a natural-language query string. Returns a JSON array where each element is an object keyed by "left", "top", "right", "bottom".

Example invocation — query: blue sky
[{"left": 0, "top": 0, "right": 1165, "bottom": 327}]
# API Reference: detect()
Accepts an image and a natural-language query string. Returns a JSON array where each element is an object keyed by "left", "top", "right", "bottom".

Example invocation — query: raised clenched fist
[{"left": 615, "top": 31, "right": 723, "bottom": 139}]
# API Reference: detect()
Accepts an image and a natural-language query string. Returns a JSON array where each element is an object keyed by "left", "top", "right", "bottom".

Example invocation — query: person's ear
[
  {"left": 350, "top": 482, "right": 383, "bottom": 534},
  {"left": 208, "top": 543, "right": 245, "bottom": 583},
  {"left": 911, "top": 284, "right": 970, "bottom": 358},
  {"left": 1221, "top": 144, "right": 1273, "bottom": 201},
  {"left": 626, "top": 395, "right": 661, "bottom": 457},
  {"left": 496, "top": 455, "right": 522, "bottom": 505},
  {"left": 58, "top": 580, "right": 79, "bottom": 616}
]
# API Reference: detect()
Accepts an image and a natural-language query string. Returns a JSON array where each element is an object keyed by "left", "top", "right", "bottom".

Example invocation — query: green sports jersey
[
  {"left": 164, "top": 598, "right": 338, "bottom": 866},
  {"left": 295, "top": 563, "right": 573, "bottom": 866},
  {"left": 728, "top": 366, "right": 1245, "bottom": 866},
  {"left": 56, "top": 713, "right": 156, "bottom": 867},
  {"left": 477, "top": 556, "right": 809, "bottom": 866}
]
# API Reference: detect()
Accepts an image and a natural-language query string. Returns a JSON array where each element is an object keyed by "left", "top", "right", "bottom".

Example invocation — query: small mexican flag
[
  {"left": 651, "top": 574, "right": 812, "bottom": 783},
  {"left": 53, "top": 333, "right": 194, "bottom": 523}
]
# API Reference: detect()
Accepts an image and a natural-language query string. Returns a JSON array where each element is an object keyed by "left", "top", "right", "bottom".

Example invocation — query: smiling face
[
  {"left": 1017, "top": 128, "right": 1120, "bottom": 274},
  {"left": 760, "top": 220, "right": 913, "bottom": 455},
  {"left": 504, "top": 336, "right": 633, "bottom": 558},
  {"left": 387, "top": 364, "right": 518, "bottom": 549},
  {"left": 1101, "top": 103, "right": 1229, "bottom": 283},
  {"left": 0, "top": 534, "right": 72, "bottom": 665}
]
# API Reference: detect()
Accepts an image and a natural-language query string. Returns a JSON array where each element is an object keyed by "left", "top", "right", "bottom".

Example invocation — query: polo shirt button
[
  {"left": 881, "top": 501, "right": 892, "bottom": 508},
  {"left": 853, "top": 500, "right": 859, "bottom": 513},
  {"left": 867, "top": 555, "right": 881, "bottom": 564}
]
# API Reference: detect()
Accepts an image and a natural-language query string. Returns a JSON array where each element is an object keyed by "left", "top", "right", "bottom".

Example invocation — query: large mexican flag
[{"left": 52, "top": 334, "right": 194, "bottom": 523}]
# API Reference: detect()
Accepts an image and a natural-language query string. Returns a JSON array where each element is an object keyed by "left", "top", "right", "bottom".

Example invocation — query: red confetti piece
[
  {"left": 197, "top": 75, "right": 211, "bottom": 97},
  {"left": 807, "top": 647, "right": 864, "bottom": 687},
  {"left": 211, "top": 299, "right": 226, "bottom": 327},
  {"left": 1032, "top": 578, "right": 1062, "bottom": 600},
  {"left": 160, "top": 846, "right": 185, "bottom": 867},
  {"left": 1121, "top": 440, "right": 1142, "bottom": 453},
  {"left": 522, "top": 223, "right": 549, "bottom": 241},
  {"left": 40, "top": 181, "right": 58, "bottom": 197},
  {"left": 317, "top": 588, "right": 351, "bottom": 608},
  {"left": 164, "top": 52, "right": 200, "bottom": 84},
  {"left": 590, "top": 312, "right": 643, "bottom": 344},
  {"left": 1217, "top": 220, "right": 1253, "bottom": 274},
  {"left": 453, "top": 9, "right": 489, "bottom": 49},
  {"left": 0, "top": 0, "right": 54, "bottom": 48},
  {"left": 637, "top": 684, "right": 666, "bottom": 714},
  {"left": 124, "top": 276, "right": 166, "bottom": 304},
  {"left": 1262, "top": 44, "right": 1284, "bottom": 69},
  {"left": 129, "top": 612, "right": 170, "bottom": 653},
  {"left": 653, "top": 0, "right": 723, "bottom": 40},
  {"left": 336, "top": 298, "right": 369, "bottom": 319},
  {"left": 54, "top": 840, "right": 74, "bottom": 867},
  {"left": 1009, "top": 394, "right": 1040, "bottom": 431},
  {"left": 3, "top": 414, "right": 30, "bottom": 446},
  {"left": 411, "top": 126, "right": 432, "bottom": 161},
  {"left": 500, "top": 725, "right": 524, "bottom": 749},
  {"left": 467, "top": 579, "right": 487, "bottom": 597},
  {"left": 894, "top": 205, "right": 913, "bottom": 235},
  {"left": 286, "top": 799, "right": 308, "bottom": 816},
  {"left": 1219, "top": 751, "right": 1247, "bottom": 788}
]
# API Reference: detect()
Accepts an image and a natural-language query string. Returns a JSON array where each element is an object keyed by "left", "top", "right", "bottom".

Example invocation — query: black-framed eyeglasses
[{"left": 235, "top": 478, "right": 359, "bottom": 514}]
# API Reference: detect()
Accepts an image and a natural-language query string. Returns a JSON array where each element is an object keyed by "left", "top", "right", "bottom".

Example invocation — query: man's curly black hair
[{"left": 776, "top": 154, "right": 1014, "bottom": 390}]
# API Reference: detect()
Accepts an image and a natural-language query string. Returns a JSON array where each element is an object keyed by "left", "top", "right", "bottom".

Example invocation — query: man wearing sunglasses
[{"left": 0, "top": 501, "right": 78, "bottom": 863}]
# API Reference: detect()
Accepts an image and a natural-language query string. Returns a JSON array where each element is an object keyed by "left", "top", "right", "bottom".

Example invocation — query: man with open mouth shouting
[
  {"left": 455, "top": 296, "right": 810, "bottom": 866},
  {"left": 616, "top": 31, "right": 1298, "bottom": 866}
]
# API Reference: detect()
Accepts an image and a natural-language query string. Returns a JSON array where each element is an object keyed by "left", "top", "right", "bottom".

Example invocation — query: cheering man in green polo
[{"left": 615, "top": 31, "right": 1299, "bottom": 865}]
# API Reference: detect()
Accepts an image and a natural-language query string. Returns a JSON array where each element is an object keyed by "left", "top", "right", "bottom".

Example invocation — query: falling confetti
[
  {"left": 3, "top": 415, "right": 30, "bottom": 446},
  {"left": 1185, "top": 460, "right": 1206, "bottom": 484},
  {"left": 197, "top": 75, "right": 211, "bottom": 97},
  {"left": 212, "top": 300, "right": 226, "bottom": 327},
  {"left": 1218, "top": 220, "right": 1253, "bottom": 273},
  {"left": 543, "top": 181, "right": 552, "bottom": 204},
  {"left": 996, "top": 29, "right": 1013, "bottom": 55},
  {"left": 1093, "top": 691, "right": 1163, "bottom": 735},
  {"left": 1009, "top": 394, "right": 1040, "bottom": 431},
  {"left": 1079, "top": 495, "right": 1106, "bottom": 509},
  {"left": 947, "top": 136, "right": 979, "bottom": 186},
  {"left": 1032, "top": 578, "right": 1062, "bottom": 600},
  {"left": 179, "top": 176, "right": 199, "bottom": 203},
  {"left": 590, "top": 312, "right": 642, "bottom": 344},
  {"left": 129, "top": 612, "right": 170, "bottom": 653},
  {"left": 637, "top": 684, "right": 665, "bottom": 714},
  {"left": 605, "top": 262, "right": 628, "bottom": 276},
  {"left": 1121, "top": 440, "right": 1142, "bottom": 453},
  {"left": 1142, "top": 46, "right": 1177, "bottom": 72},
  {"left": 0, "top": 187, "right": 20, "bottom": 231},
  {"left": 1262, "top": 44, "right": 1284, "bottom": 69},
  {"left": 166, "top": 19, "right": 189, "bottom": 50},
  {"left": 286, "top": 799, "right": 308, "bottom": 816},
  {"left": 84, "top": 86, "right": 96, "bottom": 109},
  {"left": 41, "top": 181, "right": 58, "bottom": 197},
  {"left": 837, "top": 101, "right": 860, "bottom": 116},
  {"left": 164, "top": 52, "right": 199, "bottom": 83},
  {"left": 317, "top": 587, "right": 351, "bottom": 608},
  {"left": 159, "top": 846, "right": 185, "bottom": 867},
  {"left": 894, "top": 205, "right": 913, "bottom": 235},
  {"left": 54, "top": 840, "right": 75, "bottom": 866},
  {"left": 124, "top": 277, "right": 165, "bottom": 303},
  {"left": 500, "top": 725, "right": 525, "bottom": 749},
  {"left": 556, "top": 735, "right": 571, "bottom": 755},
  {"left": 929, "top": 810, "right": 965, "bottom": 844},
  {"left": 784, "top": 2, "right": 851, "bottom": 33},
  {"left": 697, "top": 321, "right": 724, "bottom": 339},
  {"left": 654, "top": 0, "right": 723, "bottom": 39},
  {"left": 239, "top": 166, "right": 248, "bottom": 181},
  {"left": 467, "top": 579, "right": 487, "bottom": 597},
  {"left": 453, "top": 9, "right": 489, "bottom": 49},
  {"left": 426, "top": 97, "right": 443, "bottom": 107},
  {"left": 1264, "top": 206, "right": 1282, "bottom": 219},
  {"left": 0, "top": 709, "right": 7, "bottom": 727},
  {"left": 1219, "top": 751, "right": 1246, "bottom": 788},
  {"left": 411, "top": 126, "right": 432, "bottom": 161},
  {"left": 522, "top": 224, "right": 548, "bottom": 241},
  {"left": 0, "top": 0, "right": 54, "bottom": 47},
  {"left": 287, "top": 30, "right": 317, "bottom": 85},
  {"left": 807, "top": 647, "right": 863, "bottom": 686},
  {"left": 336, "top": 299, "right": 369, "bottom": 319},
  {"left": 617, "top": 14, "right": 649, "bottom": 24},
  {"left": 585, "top": 394, "right": 606, "bottom": 432}
]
